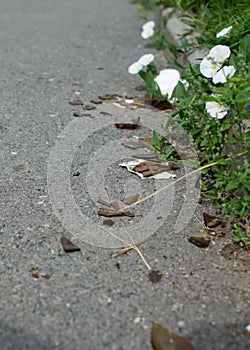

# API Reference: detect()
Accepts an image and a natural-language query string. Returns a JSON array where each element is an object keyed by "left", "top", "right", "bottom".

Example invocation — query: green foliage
[{"left": 135, "top": 0, "right": 250, "bottom": 247}]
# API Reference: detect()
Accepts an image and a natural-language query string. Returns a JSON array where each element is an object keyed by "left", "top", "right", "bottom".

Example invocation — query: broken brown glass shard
[
  {"left": 100, "top": 111, "right": 112, "bottom": 116},
  {"left": 103, "top": 219, "right": 115, "bottom": 227},
  {"left": 203, "top": 212, "right": 222, "bottom": 229},
  {"left": 150, "top": 98, "right": 174, "bottom": 110},
  {"left": 115, "top": 122, "right": 140, "bottom": 130},
  {"left": 203, "top": 228, "right": 217, "bottom": 236},
  {"left": 148, "top": 270, "right": 162, "bottom": 283},
  {"left": 90, "top": 99, "right": 102, "bottom": 104},
  {"left": 151, "top": 324, "right": 196, "bottom": 350},
  {"left": 60, "top": 237, "right": 81, "bottom": 253},
  {"left": 69, "top": 98, "right": 84, "bottom": 106},
  {"left": 98, "top": 208, "right": 135, "bottom": 217},
  {"left": 98, "top": 93, "right": 121, "bottom": 100},
  {"left": 188, "top": 236, "right": 211, "bottom": 248},
  {"left": 83, "top": 104, "right": 96, "bottom": 111}
]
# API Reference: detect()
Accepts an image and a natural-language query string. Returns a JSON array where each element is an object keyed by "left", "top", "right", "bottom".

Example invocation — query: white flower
[
  {"left": 138, "top": 54, "right": 154, "bottom": 66},
  {"left": 200, "top": 56, "right": 222, "bottom": 78},
  {"left": 208, "top": 45, "right": 231, "bottom": 62},
  {"left": 205, "top": 101, "right": 228, "bottom": 119},
  {"left": 128, "top": 61, "right": 143, "bottom": 75},
  {"left": 141, "top": 21, "right": 155, "bottom": 39},
  {"left": 154, "top": 69, "right": 180, "bottom": 98},
  {"left": 212, "top": 65, "right": 236, "bottom": 84},
  {"left": 216, "top": 26, "right": 233, "bottom": 38}
]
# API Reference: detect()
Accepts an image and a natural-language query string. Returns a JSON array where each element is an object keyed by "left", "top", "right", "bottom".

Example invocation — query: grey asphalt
[{"left": 0, "top": 1, "right": 249, "bottom": 349}]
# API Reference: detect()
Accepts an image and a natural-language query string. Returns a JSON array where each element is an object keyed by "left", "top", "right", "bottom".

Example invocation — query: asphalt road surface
[{"left": 0, "top": 1, "right": 249, "bottom": 349}]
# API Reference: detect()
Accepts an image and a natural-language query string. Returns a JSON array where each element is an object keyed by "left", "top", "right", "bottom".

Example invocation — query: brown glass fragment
[
  {"left": 188, "top": 236, "right": 211, "bottom": 248},
  {"left": 203, "top": 212, "right": 222, "bottom": 229},
  {"left": 69, "top": 98, "right": 84, "bottom": 106},
  {"left": 100, "top": 111, "right": 112, "bottom": 116},
  {"left": 83, "top": 104, "right": 96, "bottom": 110},
  {"left": 98, "top": 208, "right": 135, "bottom": 217},
  {"left": 203, "top": 228, "right": 217, "bottom": 236},
  {"left": 29, "top": 266, "right": 39, "bottom": 272},
  {"left": 60, "top": 237, "right": 81, "bottom": 253},
  {"left": 90, "top": 99, "right": 102, "bottom": 104},
  {"left": 98, "top": 93, "right": 121, "bottom": 100},
  {"left": 150, "top": 98, "right": 174, "bottom": 110},
  {"left": 148, "top": 270, "right": 162, "bottom": 283},
  {"left": 115, "top": 122, "right": 140, "bottom": 130},
  {"left": 151, "top": 324, "right": 196, "bottom": 350},
  {"left": 103, "top": 219, "right": 115, "bottom": 227}
]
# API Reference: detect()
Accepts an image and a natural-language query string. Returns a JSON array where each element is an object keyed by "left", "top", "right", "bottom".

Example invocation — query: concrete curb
[{"left": 154, "top": 6, "right": 207, "bottom": 66}]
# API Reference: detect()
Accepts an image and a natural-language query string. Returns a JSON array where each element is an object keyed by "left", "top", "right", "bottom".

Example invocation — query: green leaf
[
  {"left": 172, "top": 80, "right": 187, "bottom": 100},
  {"left": 225, "top": 181, "right": 239, "bottom": 191},
  {"left": 164, "top": 145, "right": 175, "bottom": 159},
  {"left": 239, "top": 34, "right": 250, "bottom": 61},
  {"left": 144, "top": 71, "right": 158, "bottom": 98},
  {"left": 152, "top": 130, "right": 160, "bottom": 151}
]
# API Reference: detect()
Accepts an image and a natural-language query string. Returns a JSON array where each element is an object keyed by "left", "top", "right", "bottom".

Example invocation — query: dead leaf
[
  {"left": 98, "top": 198, "right": 136, "bottom": 218},
  {"left": 121, "top": 137, "right": 152, "bottom": 150},
  {"left": 98, "top": 198, "right": 112, "bottom": 207},
  {"left": 151, "top": 324, "right": 196, "bottom": 350},
  {"left": 60, "top": 237, "right": 81, "bottom": 253},
  {"left": 148, "top": 270, "right": 162, "bottom": 283},
  {"left": 123, "top": 194, "right": 139, "bottom": 205},
  {"left": 188, "top": 236, "right": 211, "bottom": 248},
  {"left": 120, "top": 159, "right": 176, "bottom": 180}
]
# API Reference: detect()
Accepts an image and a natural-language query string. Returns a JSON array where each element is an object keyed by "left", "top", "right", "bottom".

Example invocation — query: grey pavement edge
[{"left": 0, "top": 1, "right": 249, "bottom": 350}]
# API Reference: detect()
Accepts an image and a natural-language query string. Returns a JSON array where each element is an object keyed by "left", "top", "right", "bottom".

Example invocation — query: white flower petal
[
  {"left": 205, "top": 101, "right": 228, "bottom": 119},
  {"left": 154, "top": 69, "right": 180, "bottom": 98},
  {"left": 138, "top": 54, "right": 154, "bottom": 66},
  {"left": 180, "top": 79, "right": 189, "bottom": 89},
  {"left": 208, "top": 45, "right": 231, "bottom": 62},
  {"left": 141, "top": 28, "right": 154, "bottom": 39},
  {"left": 216, "top": 26, "right": 233, "bottom": 38},
  {"left": 200, "top": 57, "right": 221, "bottom": 78},
  {"left": 142, "top": 21, "right": 155, "bottom": 31},
  {"left": 128, "top": 61, "right": 143, "bottom": 75},
  {"left": 212, "top": 65, "right": 236, "bottom": 84},
  {"left": 141, "top": 21, "right": 155, "bottom": 39}
]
